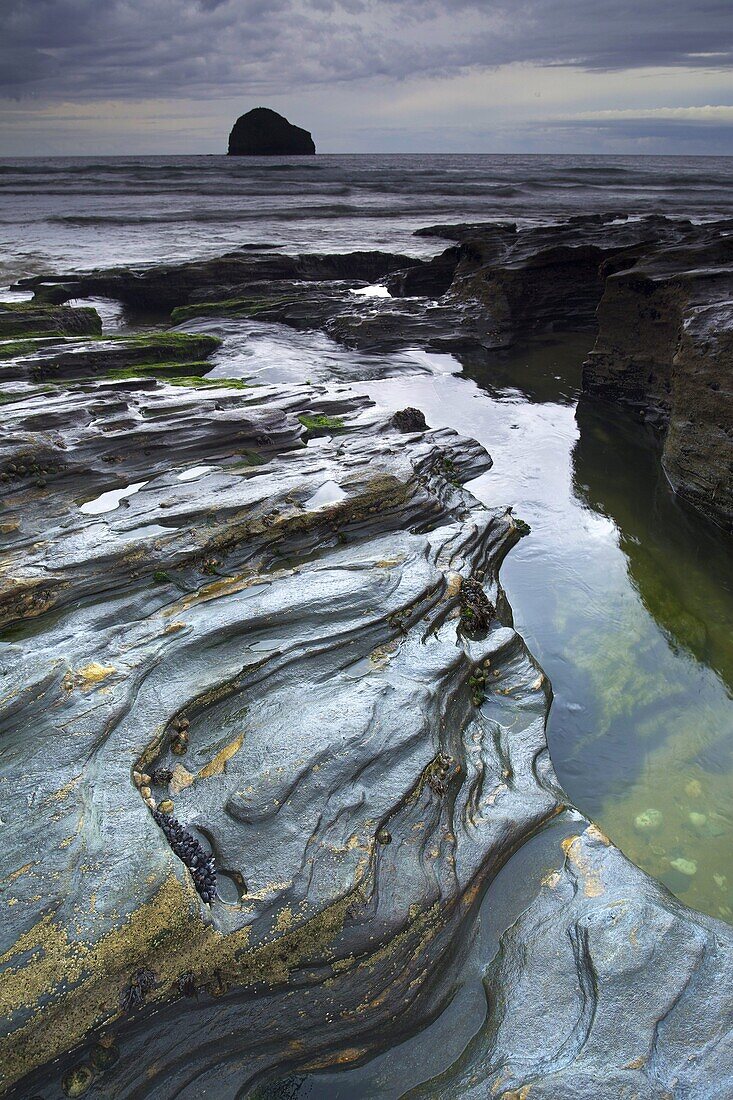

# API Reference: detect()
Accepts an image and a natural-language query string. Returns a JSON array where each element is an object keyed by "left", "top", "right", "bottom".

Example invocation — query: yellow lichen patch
[
  {"left": 561, "top": 834, "right": 605, "bottom": 898},
  {"left": 624, "top": 1055, "right": 646, "bottom": 1070},
  {"left": 369, "top": 638, "right": 400, "bottom": 668},
  {"left": 162, "top": 621, "right": 187, "bottom": 635},
  {"left": 503, "top": 1087, "right": 532, "bottom": 1100},
  {"left": 444, "top": 572, "right": 462, "bottom": 599},
  {"left": 461, "top": 882, "right": 482, "bottom": 912},
  {"left": 374, "top": 558, "right": 402, "bottom": 569},
  {"left": 198, "top": 733, "right": 244, "bottom": 779},
  {"left": 0, "top": 875, "right": 204, "bottom": 1089},
  {"left": 484, "top": 782, "right": 508, "bottom": 807},
  {"left": 541, "top": 870, "right": 561, "bottom": 890},
  {"left": 46, "top": 774, "right": 82, "bottom": 804},
  {"left": 0, "top": 812, "right": 366, "bottom": 1092},
  {"left": 304, "top": 1047, "right": 368, "bottom": 1071},
  {"left": 170, "top": 572, "right": 263, "bottom": 615},
  {"left": 74, "top": 663, "right": 116, "bottom": 688},
  {"left": 2, "top": 862, "right": 38, "bottom": 885},
  {"left": 274, "top": 906, "right": 294, "bottom": 933}
]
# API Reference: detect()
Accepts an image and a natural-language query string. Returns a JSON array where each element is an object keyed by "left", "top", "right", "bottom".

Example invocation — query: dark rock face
[
  {"left": 391, "top": 407, "right": 428, "bottom": 432},
  {"left": 414, "top": 216, "right": 733, "bottom": 532},
  {"left": 583, "top": 242, "right": 733, "bottom": 533},
  {"left": 227, "top": 107, "right": 315, "bottom": 156},
  {"left": 0, "top": 302, "right": 101, "bottom": 338}
]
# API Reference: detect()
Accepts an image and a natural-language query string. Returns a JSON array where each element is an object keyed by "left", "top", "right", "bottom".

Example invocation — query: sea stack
[{"left": 227, "top": 107, "right": 316, "bottom": 156}]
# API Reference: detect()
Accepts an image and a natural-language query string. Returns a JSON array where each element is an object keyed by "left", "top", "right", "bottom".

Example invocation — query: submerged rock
[
  {"left": 634, "top": 807, "right": 663, "bottom": 833},
  {"left": 228, "top": 107, "right": 315, "bottom": 156},
  {"left": 670, "top": 857, "right": 698, "bottom": 876}
]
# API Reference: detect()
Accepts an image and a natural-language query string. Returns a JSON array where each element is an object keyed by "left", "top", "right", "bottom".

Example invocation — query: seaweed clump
[
  {"left": 459, "top": 577, "right": 495, "bottom": 635},
  {"left": 391, "top": 407, "right": 427, "bottom": 433},
  {"left": 152, "top": 810, "right": 217, "bottom": 904},
  {"left": 120, "top": 968, "right": 157, "bottom": 1013}
]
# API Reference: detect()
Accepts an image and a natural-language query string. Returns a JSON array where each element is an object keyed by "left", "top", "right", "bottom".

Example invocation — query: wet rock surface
[
  {"left": 409, "top": 822, "right": 733, "bottom": 1100},
  {"left": 0, "top": 363, "right": 561, "bottom": 1095},
  {"left": 2, "top": 216, "right": 733, "bottom": 1097}
]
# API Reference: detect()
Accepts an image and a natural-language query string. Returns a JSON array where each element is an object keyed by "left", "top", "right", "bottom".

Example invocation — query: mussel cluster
[
  {"left": 459, "top": 577, "right": 495, "bottom": 635},
  {"left": 149, "top": 767, "right": 174, "bottom": 786},
  {"left": 152, "top": 810, "right": 217, "bottom": 904}
]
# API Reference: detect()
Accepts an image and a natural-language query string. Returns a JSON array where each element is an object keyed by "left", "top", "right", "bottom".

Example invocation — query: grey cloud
[{"left": 0, "top": 0, "right": 731, "bottom": 101}]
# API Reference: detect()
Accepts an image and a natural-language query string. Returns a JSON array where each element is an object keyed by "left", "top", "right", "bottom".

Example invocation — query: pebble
[
  {"left": 688, "top": 811, "right": 708, "bottom": 831},
  {"left": 670, "top": 857, "right": 697, "bottom": 877}
]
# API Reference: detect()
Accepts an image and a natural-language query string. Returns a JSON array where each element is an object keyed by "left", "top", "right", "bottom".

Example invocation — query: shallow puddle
[
  {"left": 79, "top": 480, "right": 148, "bottom": 514},
  {"left": 305, "top": 479, "right": 348, "bottom": 509}
]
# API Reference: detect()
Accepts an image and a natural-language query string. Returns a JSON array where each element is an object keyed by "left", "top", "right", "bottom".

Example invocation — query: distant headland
[{"left": 227, "top": 107, "right": 316, "bottom": 156}]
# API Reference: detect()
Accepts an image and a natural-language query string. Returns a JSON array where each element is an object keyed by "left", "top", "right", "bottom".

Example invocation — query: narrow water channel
[{"left": 349, "top": 334, "right": 733, "bottom": 924}]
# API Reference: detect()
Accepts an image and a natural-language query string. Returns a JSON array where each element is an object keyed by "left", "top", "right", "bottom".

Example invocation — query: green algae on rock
[{"left": 0, "top": 302, "right": 102, "bottom": 339}]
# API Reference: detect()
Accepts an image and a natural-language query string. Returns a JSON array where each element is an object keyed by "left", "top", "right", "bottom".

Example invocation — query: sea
[
  {"left": 2, "top": 153, "right": 733, "bottom": 1096},
  {"left": 1, "top": 153, "right": 733, "bottom": 283}
]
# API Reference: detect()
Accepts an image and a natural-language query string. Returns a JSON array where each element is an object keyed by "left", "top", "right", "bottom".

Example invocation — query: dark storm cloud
[{"left": 1, "top": 0, "right": 731, "bottom": 100}]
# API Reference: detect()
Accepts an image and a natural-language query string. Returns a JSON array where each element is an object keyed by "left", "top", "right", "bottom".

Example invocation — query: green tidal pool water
[{"left": 354, "top": 333, "right": 733, "bottom": 923}]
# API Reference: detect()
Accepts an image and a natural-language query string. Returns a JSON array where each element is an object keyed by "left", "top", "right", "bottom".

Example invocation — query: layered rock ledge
[
  {"left": 17, "top": 214, "right": 732, "bottom": 529},
  {"left": 3, "top": 219, "right": 733, "bottom": 1097}
]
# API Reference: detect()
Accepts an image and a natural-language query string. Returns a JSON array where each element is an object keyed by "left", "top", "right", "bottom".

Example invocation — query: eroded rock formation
[
  {"left": 410, "top": 822, "right": 733, "bottom": 1099},
  {"left": 3, "top": 217, "right": 733, "bottom": 1096}
]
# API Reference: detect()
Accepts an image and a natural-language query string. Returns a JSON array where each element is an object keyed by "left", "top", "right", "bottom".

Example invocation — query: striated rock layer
[
  {"left": 3, "top": 223, "right": 733, "bottom": 1097},
  {"left": 582, "top": 238, "right": 733, "bottom": 533},
  {"left": 18, "top": 215, "right": 732, "bottom": 534},
  {"left": 1, "top": 362, "right": 564, "bottom": 1095},
  {"left": 410, "top": 822, "right": 733, "bottom": 1100}
]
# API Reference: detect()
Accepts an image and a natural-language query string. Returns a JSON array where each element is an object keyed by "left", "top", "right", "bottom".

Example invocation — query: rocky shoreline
[{"left": 1, "top": 215, "right": 732, "bottom": 1098}]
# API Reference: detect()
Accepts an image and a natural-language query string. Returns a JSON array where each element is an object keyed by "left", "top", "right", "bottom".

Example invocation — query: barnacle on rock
[
  {"left": 424, "top": 752, "right": 454, "bottom": 796},
  {"left": 152, "top": 810, "right": 217, "bottom": 904},
  {"left": 169, "top": 717, "right": 190, "bottom": 755},
  {"left": 468, "top": 663, "right": 488, "bottom": 706},
  {"left": 89, "top": 1039, "right": 120, "bottom": 1072}
]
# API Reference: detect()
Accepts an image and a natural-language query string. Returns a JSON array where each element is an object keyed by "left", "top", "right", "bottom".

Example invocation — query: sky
[{"left": 1, "top": 0, "right": 732, "bottom": 155}]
